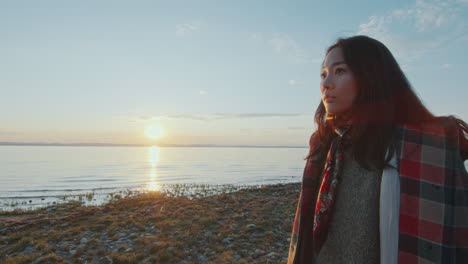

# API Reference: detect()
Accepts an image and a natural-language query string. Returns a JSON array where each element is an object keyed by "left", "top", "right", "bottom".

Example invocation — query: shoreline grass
[
  {"left": 0, "top": 183, "right": 287, "bottom": 212},
  {"left": 0, "top": 182, "right": 300, "bottom": 263}
]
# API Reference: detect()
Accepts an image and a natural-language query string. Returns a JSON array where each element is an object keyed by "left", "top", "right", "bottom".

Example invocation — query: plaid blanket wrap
[{"left": 288, "top": 117, "right": 468, "bottom": 264}]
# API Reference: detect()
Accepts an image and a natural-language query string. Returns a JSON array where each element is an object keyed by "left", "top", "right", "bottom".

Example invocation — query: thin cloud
[
  {"left": 135, "top": 113, "right": 306, "bottom": 122},
  {"left": 250, "top": 33, "right": 263, "bottom": 41},
  {"left": 212, "top": 113, "right": 304, "bottom": 119},
  {"left": 199, "top": 90, "right": 207, "bottom": 95},
  {"left": 441, "top": 63, "right": 452, "bottom": 68},
  {"left": 409, "top": 0, "right": 459, "bottom": 32},
  {"left": 176, "top": 21, "right": 201, "bottom": 37},
  {"left": 139, "top": 116, "right": 152, "bottom": 120},
  {"left": 358, "top": 15, "right": 390, "bottom": 37},
  {"left": 0, "top": 131, "right": 20, "bottom": 135},
  {"left": 269, "top": 33, "right": 310, "bottom": 64},
  {"left": 357, "top": 0, "right": 467, "bottom": 62},
  {"left": 288, "top": 79, "right": 303, "bottom": 86},
  {"left": 132, "top": 114, "right": 206, "bottom": 121},
  {"left": 167, "top": 114, "right": 208, "bottom": 120}
]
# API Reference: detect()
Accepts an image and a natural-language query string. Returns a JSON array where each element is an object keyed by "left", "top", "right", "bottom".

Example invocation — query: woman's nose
[{"left": 321, "top": 77, "right": 333, "bottom": 91}]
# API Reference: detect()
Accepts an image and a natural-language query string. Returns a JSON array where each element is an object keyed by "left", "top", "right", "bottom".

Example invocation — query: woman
[{"left": 288, "top": 36, "right": 468, "bottom": 264}]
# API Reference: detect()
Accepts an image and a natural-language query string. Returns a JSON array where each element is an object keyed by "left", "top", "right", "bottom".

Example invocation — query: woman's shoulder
[
  {"left": 398, "top": 116, "right": 464, "bottom": 135},
  {"left": 397, "top": 115, "right": 468, "bottom": 160}
]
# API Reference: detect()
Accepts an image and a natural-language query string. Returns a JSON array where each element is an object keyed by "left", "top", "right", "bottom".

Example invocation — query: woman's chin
[
  {"left": 325, "top": 110, "right": 340, "bottom": 116},
  {"left": 326, "top": 108, "right": 351, "bottom": 116}
]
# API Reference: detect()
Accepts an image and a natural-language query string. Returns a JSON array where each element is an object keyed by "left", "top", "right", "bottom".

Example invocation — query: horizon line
[{"left": 0, "top": 141, "right": 307, "bottom": 149}]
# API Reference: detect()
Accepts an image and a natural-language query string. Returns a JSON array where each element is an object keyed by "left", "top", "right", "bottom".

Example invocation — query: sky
[{"left": 1, "top": 0, "right": 468, "bottom": 147}]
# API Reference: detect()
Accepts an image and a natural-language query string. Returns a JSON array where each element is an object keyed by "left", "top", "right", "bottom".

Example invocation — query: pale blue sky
[{"left": 1, "top": 0, "right": 467, "bottom": 146}]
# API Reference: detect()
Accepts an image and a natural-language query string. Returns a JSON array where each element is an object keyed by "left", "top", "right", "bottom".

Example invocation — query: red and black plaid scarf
[{"left": 312, "top": 125, "right": 349, "bottom": 254}]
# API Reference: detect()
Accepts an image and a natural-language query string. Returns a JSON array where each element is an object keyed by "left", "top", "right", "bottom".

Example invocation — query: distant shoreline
[{"left": 0, "top": 142, "right": 307, "bottom": 148}]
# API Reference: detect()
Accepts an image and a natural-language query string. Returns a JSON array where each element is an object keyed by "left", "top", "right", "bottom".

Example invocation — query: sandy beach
[{"left": 0, "top": 183, "right": 300, "bottom": 264}]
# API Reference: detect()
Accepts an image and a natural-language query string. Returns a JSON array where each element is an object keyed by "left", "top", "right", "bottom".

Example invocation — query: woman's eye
[
  {"left": 335, "top": 68, "right": 345, "bottom": 74},
  {"left": 320, "top": 72, "right": 326, "bottom": 79}
]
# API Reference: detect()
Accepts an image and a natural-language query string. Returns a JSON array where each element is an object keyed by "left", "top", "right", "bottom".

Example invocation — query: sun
[{"left": 145, "top": 125, "right": 164, "bottom": 139}]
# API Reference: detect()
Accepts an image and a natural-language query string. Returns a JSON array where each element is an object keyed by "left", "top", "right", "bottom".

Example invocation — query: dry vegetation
[{"left": 0, "top": 183, "right": 300, "bottom": 264}]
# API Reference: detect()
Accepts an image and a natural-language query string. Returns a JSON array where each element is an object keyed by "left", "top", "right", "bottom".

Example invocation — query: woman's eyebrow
[{"left": 321, "top": 61, "right": 346, "bottom": 70}]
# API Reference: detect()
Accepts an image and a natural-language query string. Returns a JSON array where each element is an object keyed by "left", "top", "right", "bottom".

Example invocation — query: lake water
[{"left": 0, "top": 146, "right": 307, "bottom": 210}]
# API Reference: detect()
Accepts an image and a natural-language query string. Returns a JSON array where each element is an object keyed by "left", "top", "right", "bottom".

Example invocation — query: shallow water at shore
[{"left": 0, "top": 146, "right": 306, "bottom": 211}]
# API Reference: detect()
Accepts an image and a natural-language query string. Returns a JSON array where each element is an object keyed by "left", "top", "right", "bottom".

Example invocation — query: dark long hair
[{"left": 308, "top": 35, "right": 436, "bottom": 170}]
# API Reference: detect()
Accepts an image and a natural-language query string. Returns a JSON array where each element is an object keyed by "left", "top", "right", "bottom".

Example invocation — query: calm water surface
[{"left": 0, "top": 146, "right": 307, "bottom": 210}]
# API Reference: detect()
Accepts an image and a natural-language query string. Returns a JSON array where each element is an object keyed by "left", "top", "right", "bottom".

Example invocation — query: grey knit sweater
[{"left": 315, "top": 148, "right": 382, "bottom": 264}]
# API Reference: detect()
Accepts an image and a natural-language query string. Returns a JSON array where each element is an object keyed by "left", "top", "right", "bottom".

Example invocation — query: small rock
[
  {"left": 234, "top": 254, "right": 241, "bottom": 260},
  {"left": 69, "top": 249, "right": 77, "bottom": 255},
  {"left": 124, "top": 248, "right": 132, "bottom": 252},
  {"left": 246, "top": 224, "right": 256, "bottom": 228},
  {"left": 264, "top": 252, "right": 277, "bottom": 258},
  {"left": 251, "top": 249, "right": 266, "bottom": 259},
  {"left": 98, "top": 256, "right": 112, "bottom": 264},
  {"left": 24, "top": 246, "right": 34, "bottom": 254},
  {"left": 275, "top": 242, "right": 284, "bottom": 247},
  {"left": 204, "top": 231, "right": 212, "bottom": 237},
  {"left": 198, "top": 255, "right": 207, "bottom": 262},
  {"left": 222, "top": 237, "right": 234, "bottom": 244},
  {"left": 167, "top": 246, "right": 174, "bottom": 253},
  {"left": 152, "top": 241, "right": 162, "bottom": 247},
  {"left": 80, "top": 238, "right": 87, "bottom": 244},
  {"left": 118, "top": 233, "right": 127, "bottom": 238},
  {"left": 251, "top": 232, "right": 264, "bottom": 238},
  {"left": 254, "top": 249, "right": 264, "bottom": 254}
]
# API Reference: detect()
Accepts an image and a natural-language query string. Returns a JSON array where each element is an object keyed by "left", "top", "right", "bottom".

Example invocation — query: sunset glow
[
  {"left": 147, "top": 146, "right": 161, "bottom": 192},
  {"left": 145, "top": 125, "right": 164, "bottom": 139}
]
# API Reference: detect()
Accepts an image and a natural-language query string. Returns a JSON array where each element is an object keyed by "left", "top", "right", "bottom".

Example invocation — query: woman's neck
[{"left": 327, "top": 112, "right": 353, "bottom": 127}]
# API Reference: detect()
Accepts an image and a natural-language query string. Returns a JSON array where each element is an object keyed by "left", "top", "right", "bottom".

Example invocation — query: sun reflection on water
[{"left": 147, "top": 146, "right": 160, "bottom": 192}]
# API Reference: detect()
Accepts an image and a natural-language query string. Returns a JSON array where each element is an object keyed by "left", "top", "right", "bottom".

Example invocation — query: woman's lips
[{"left": 323, "top": 96, "right": 336, "bottom": 103}]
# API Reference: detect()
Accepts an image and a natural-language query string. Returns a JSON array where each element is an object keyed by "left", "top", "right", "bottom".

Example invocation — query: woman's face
[{"left": 320, "top": 47, "right": 358, "bottom": 116}]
